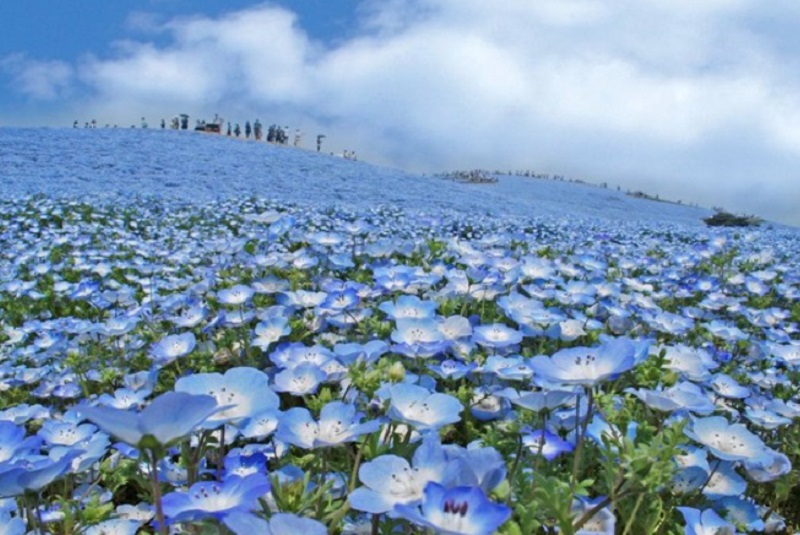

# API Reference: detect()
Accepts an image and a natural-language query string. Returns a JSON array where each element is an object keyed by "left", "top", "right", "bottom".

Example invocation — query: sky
[{"left": 1, "top": 1, "right": 799, "bottom": 226}]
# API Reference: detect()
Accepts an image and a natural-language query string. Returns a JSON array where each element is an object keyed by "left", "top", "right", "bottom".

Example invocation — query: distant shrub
[{"left": 703, "top": 211, "right": 762, "bottom": 227}]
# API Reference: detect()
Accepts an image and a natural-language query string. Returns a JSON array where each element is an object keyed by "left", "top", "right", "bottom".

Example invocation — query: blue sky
[{"left": 2, "top": 1, "right": 799, "bottom": 225}]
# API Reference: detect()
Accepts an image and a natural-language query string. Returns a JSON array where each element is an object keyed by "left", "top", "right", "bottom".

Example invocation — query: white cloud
[
  {"left": 8, "top": 1, "right": 800, "bottom": 224},
  {"left": 1, "top": 54, "right": 75, "bottom": 100}
]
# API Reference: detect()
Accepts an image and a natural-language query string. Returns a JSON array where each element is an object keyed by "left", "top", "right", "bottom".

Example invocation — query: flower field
[{"left": 1, "top": 129, "right": 800, "bottom": 534}]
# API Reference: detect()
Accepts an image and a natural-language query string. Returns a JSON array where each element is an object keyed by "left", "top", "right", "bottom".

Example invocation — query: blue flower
[
  {"left": 522, "top": 429, "right": 574, "bottom": 461},
  {"left": 708, "top": 373, "right": 750, "bottom": 400},
  {"left": 175, "top": 367, "right": 279, "bottom": 428},
  {"left": 223, "top": 512, "right": 327, "bottom": 535},
  {"left": 472, "top": 323, "right": 523, "bottom": 350},
  {"left": 626, "top": 382, "right": 716, "bottom": 414},
  {"left": 276, "top": 402, "right": 381, "bottom": 449},
  {"left": 0, "top": 421, "right": 39, "bottom": 463},
  {"left": 161, "top": 474, "right": 270, "bottom": 524},
  {"left": 273, "top": 363, "right": 327, "bottom": 396},
  {"left": 82, "top": 519, "right": 141, "bottom": 535},
  {"left": 529, "top": 338, "right": 637, "bottom": 386},
  {"left": 685, "top": 416, "right": 767, "bottom": 462},
  {"left": 715, "top": 497, "right": 765, "bottom": 532},
  {"left": 441, "top": 441, "right": 507, "bottom": 493},
  {"left": 391, "top": 318, "right": 450, "bottom": 359},
  {"left": 379, "top": 295, "right": 438, "bottom": 320},
  {"left": 0, "top": 450, "right": 81, "bottom": 498},
  {"left": 428, "top": 359, "right": 477, "bottom": 381},
  {"left": 150, "top": 332, "right": 196, "bottom": 366},
  {"left": 387, "top": 384, "right": 463, "bottom": 432},
  {"left": 677, "top": 507, "right": 735, "bottom": 535},
  {"left": 216, "top": 284, "right": 255, "bottom": 306},
  {"left": 251, "top": 316, "right": 291, "bottom": 350},
  {"left": 394, "top": 482, "right": 511, "bottom": 535},
  {"left": 78, "top": 391, "right": 220, "bottom": 448}
]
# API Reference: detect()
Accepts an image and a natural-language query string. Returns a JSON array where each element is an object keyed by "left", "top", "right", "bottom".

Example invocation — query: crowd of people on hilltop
[{"left": 72, "top": 113, "right": 361, "bottom": 159}]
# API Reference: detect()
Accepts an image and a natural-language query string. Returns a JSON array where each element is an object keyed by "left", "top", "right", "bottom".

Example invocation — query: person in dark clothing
[
  {"left": 227, "top": 122, "right": 232, "bottom": 136},
  {"left": 245, "top": 121, "right": 252, "bottom": 139},
  {"left": 253, "top": 120, "right": 262, "bottom": 140},
  {"left": 234, "top": 123, "right": 241, "bottom": 137},
  {"left": 160, "top": 119, "right": 166, "bottom": 129},
  {"left": 267, "top": 125, "right": 276, "bottom": 143},
  {"left": 180, "top": 114, "right": 189, "bottom": 130},
  {"left": 316, "top": 134, "right": 326, "bottom": 152}
]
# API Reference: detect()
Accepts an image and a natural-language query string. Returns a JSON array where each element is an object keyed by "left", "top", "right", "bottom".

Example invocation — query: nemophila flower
[
  {"left": 626, "top": 382, "right": 716, "bottom": 415},
  {"left": 391, "top": 318, "right": 450, "bottom": 358},
  {"left": 269, "top": 342, "right": 335, "bottom": 369},
  {"left": 546, "top": 318, "right": 590, "bottom": 342},
  {"left": 743, "top": 449, "right": 792, "bottom": 482},
  {"left": 318, "top": 288, "right": 360, "bottom": 313},
  {"left": 472, "top": 323, "right": 523, "bottom": 350},
  {"left": 222, "top": 451, "right": 268, "bottom": 479},
  {"left": 349, "top": 435, "right": 449, "bottom": 514},
  {"left": 555, "top": 280, "right": 596, "bottom": 306},
  {"left": 223, "top": 308, "right": 255, "bottom": 327},
  {"left": 703, "top": 461, "right": 747, "bottom": 500},
  {"left": 82, "top": 519, "right": 141, "bottom": 535},
  {"left": 169, "top": 302, "right": 208, "bottom": 329},
  {"left": 0, "top": 450, "right": 81, "bottom": 498},
  {"left": 441, "top": 442, "right": 507, "bottom": 493},
  {"left": 115, "top": 502, "right": 154, "bottom": 524},
  {"left": 0, "top": 421, "right": 39, "bottom": 462},
  {"left": 0, "top": 513, "right": 25, "bottom": 535},
  {"left": 175, "top": 367, "right": 279, "bottom": 428},
  {"left": 744, "top": 407, "right": 791, "bottom": 430},
  {"left": 379, "top": 295, "right": 438, "bottom": 320},
  {"left": 96, "top": 387, "right": 150, "bottom": 410},
  {"left": 217, "top": 284, "right": 255, "bottom": 306},
  {"left": 99, "top": 315, "right": 140, "bottom": 336},
  {"left": 387, "top": 384, "right": 463, "bottom": 432},
  {"left": 273, "top": 363, "right": 327, "bottom": 396},
  {"left": 276, "top": 402, "right": 381, "bottom": 449},
  {"left": 529, "top": 338, "right": 637, "bottom": 386},
  {"left": 766, "top": 341, "right": 800, "bottom": 366},
  {"left": 251, "top": 317, "right": 291, "bottom": 350},
  {"left": 510, "top": 388, "right": 578, "bottom": 413},
  {"left": 239, "top": 410, "right": 281, "bottom": 440},
  {"left": 704, "top": 320, "right": 749, "bottom": 343},
  {"left": 645, "top": 310, "right": 695, "bottom": 335},
  {"left": 479, "top": 355, "right": 533, "bottom": 382},
  {"left": 437, "top": 315, "right": 473, "bottom": 341},
  {"left": 522, "top": 429, "right": 574, "bottom": 461},
  {"left": 333, "top": 340, "right": 388, "bottom": 365},
  {"left": 223, "top": 511, "right": 327, "bottom": 535},
  {"left": 660, "top": 344, "right": 718, "bottom": 382},
  {"left": 161, "top": 474, "right": 270, "bottom": 524},
  {"left": 277, "top": 290, "right": 327, "bottom": 309},
  {"left": 677, "top": 507, "right": 735, "bottom": 535},
  {"left": 394, "top": 482, "right": 511, "bottom": 535},
  {"left": 715, "top": 496, "right": 765, "bottom": 532},
  {"left": 469, "top": 389, "right": 511, "bottom": 421},
  {"left": 708, "top": 373, "right": 750, "bottom": 400},
  {"left": 78, "top": 391, "right": 221, "bottom": 449},
  {"left": 37, "top": 420, "right": 97, "bottom": 447},
  {"left": 428, "top": 359, "right": 477, "bottom": 381},
  {"left": 150, "top": 332, "right": 196, "bottom": 365},
  {"left": 685, "top": 416, "right": 767, "bottom": 462},
  {"left": 670, "top": 466, "right": 708, "bottom": 494}
]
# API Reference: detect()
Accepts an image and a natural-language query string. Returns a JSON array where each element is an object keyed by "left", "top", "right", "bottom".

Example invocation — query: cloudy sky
[{"left": 2, "top": 1, "right": 799, "bottom": 225}]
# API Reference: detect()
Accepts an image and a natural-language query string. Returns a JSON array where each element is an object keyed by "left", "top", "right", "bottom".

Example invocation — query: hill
[{"left": 0, "top": 127, "right": 737, "bottom": 228}]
